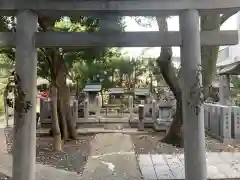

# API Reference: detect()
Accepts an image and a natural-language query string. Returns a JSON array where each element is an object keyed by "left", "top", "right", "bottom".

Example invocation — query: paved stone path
[
  {"left": 79, "top": 133, "right": 142, "bottom": 180},
  {"left": 138, "top": 152, "right": 240, "bottom": 179},
  {"left": 0, "top": 132, "right": 142, "bottom": 180},
  {"left": 3, "top": 127, "right": 240, "bottom": 180}
]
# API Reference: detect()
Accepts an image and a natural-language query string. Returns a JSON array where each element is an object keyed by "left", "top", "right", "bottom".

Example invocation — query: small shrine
[
  {"left": 108, "top": 87, "right": 125, "bottom": 104},
  {"left": 156, "top": 102, "right": 173, "bottom": 123},
  {"left": 83, "top": 84, "right": 102, "bottom": 113},
  {"left": 134, "top": 88, "right": 150, "bottom": 104}
]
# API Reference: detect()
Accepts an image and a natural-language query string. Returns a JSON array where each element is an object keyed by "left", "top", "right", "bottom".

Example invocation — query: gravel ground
[
  {"left": 0, "top": 173, "right": 11, "bottom": 180},
  {"left": 131, "top": 132, "right": 240, "bottom": 155},
  {"left": 2, "top": 128, "right": 94, "bottom": 173}
]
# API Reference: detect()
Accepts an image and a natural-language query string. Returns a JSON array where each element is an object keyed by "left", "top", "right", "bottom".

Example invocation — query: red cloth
[{"left": 37, "top": 92, "right": 49, "bottom": 100}]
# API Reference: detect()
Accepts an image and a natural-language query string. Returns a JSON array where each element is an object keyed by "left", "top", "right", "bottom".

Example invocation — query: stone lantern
[{"left": 156, "top": 102, "right": 172, "bottom": 123}]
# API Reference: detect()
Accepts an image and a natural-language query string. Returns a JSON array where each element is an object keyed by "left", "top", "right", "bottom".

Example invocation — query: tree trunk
[
  {"left": 155, "top": 17, "right": 183, "bottom": 146},
  {"left": 162, "top": 100, "right": 183, "bottom": 147},
  {"left": 57, "top": 56, "right": 77, "bottom": 140},
  {"left": 3, "top": 88, "right": 9, "bottom": 127},
  {"left": 64, "top": 84, "right": 77, "bottom": 139},
  {"left": 57, "top": 82, "right": 69, "bottom": 141},
  {"left": 201, "top": 14, "right": 220, "bottom": 98},
  {"left": 156, "top": 13, "right": 234, "bottom": 147},
  {"left": 57, "top": 96, "right": 69, "bottom": 141},
  {"left": 50, "top": 83, "right": 62, "bottom": 151},
  {"left": 76, "top": 80, "right": 79, "bottom": 98},
  {"left": 156, "top": 47, "right": 183, "bottom": 146}
]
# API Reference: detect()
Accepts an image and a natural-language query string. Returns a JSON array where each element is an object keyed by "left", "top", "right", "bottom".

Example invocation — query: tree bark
[
  {"left": 155, "top": 17, "right": 183, "bottom": 146},
  {"left": 156, "top": 47, "right": 183, "bottom": 147},
  {"left": 3, "top": 87, "right": 9, "bottom": 127},
  {"left": 156, "top": 12, "right": 235, "bottom": 147},
  {"left": 64, "top": 84, "right": 77, "bottom": 139},
  {"left": 57, "top": 77, "right": 69, "bottom": 141},
  {"left": 56, "top": 55, "right": 77, "bottom": 140},
  {"left": 50, "top": 83, "right": 62, "bottom": 151},
  {"left": 57, "top": 95, "right": 69, "bottom": 141}
]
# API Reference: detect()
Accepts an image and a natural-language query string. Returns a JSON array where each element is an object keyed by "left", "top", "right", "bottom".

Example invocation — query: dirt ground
[
  {"left": 2, "top": 128, "right": 240, "bottom": 180},
  {"left": 2, "top": 128, "right": 94, "bottom": 173},
  {"left": 131, "top": 132, "right": 240, "bottom": 155}
]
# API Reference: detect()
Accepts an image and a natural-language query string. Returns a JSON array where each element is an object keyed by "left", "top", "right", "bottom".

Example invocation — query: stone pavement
[
  {"left": 79, "top": 133, "right": 142, "bottom": 180},
  {"left": 138, "top": 152, "right": 240, "bottom": 179},
  {"left": 0, "top": 132, "right": 142, "bottom": 180},
  {"left": 2, "top": 128, "right": 240, "bottom": 180}
]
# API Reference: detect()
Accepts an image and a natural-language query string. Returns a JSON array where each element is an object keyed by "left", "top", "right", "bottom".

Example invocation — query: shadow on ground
[
  {"left": 131, "top": 132, "right": 183, "bottom": 155},
  {"left": 1, "top": 128, "right": 94, "bottom": 173},
  {"left": 131, "top": 133, "right": 240, "bottom": 155}
]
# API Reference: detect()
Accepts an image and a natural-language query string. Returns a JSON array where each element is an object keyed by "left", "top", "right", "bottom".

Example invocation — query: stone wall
[{"left": 204, "top": 103, "right": 240, "bottom": 143}]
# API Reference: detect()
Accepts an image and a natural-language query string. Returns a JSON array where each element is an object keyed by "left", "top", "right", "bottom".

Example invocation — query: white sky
[{"left": 123, "top": 13, "right": 239, "bottom": 57}]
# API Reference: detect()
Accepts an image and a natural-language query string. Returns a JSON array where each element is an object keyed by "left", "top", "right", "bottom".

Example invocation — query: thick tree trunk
[
  {"left": 156, "top": 48, "right": 183, "bottom": 146},
  {"left": 76, "top": 81, "right": 79, "bottom": 98},
  {"left": 50, "top": 84, "right": 62, "bottom": 151},
  {"left": 64, "top": 84, "right": 77, "bottom": 139},
  {"left": 156, "top": 17, "right": 183, "bottom": 146},
  {"left": 156, "top": 13, "right": 233, "bottom": 147},
  {"left": 201, "top": 14, "right": 220, "bottom": 98},
  {"left": 57, "top": 95, "right": 69, "bottom": 141},
  {"left": 3, "top": 88, "right": 9, "bottom": 127},
  {"left": 57, "top": 74, "right": 69, "bottom": 141},
  {"left": 57, "top": 56, "right": 77, "bottom": 140},
  {"left": 162, "top": 100, "right": 183, "bottom": 147}
]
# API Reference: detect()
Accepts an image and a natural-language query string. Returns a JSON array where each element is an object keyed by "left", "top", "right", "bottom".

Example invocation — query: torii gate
[{"left": 1, "top": 0, "right": 240, "bottom": 180}]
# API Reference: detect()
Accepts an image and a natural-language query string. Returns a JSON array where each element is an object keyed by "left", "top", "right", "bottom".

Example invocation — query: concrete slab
[
  {"left": 138, "top": 154, "right": 152, "bottom": 166},
  {"left": 151, "top": 154, "right": 167, "bottom": 165},
  {"left": 154, "top": 164, "right": 174, "bottom": 179},
  {"left": 79, "top": 133, "right": 142, "bottom": 180},
  {"left": 138, "top": 153, "right": 240, "bottom": 180},
  {"left": 170, "top": 165, "right": 185, "bottom": 179},
  {"left": 0, "top": 133, "right": 142, "bottom": 180},
  {"left": 141, "top": 165, "right": 157, "bottom": 180}
]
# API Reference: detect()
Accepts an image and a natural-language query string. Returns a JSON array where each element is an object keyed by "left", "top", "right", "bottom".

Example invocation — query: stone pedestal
[
  {"left": 96, "top": 95, "right": 101, "bottom": 122},
  {"left": 138, "top": 104, "right": 144, "bottom": 131},
  {"left": 219, "top": 75, "right": 231, "bottom": 105},
  {"left": 222, "top": 106, "right": 232, "bottom": 142},
  {"left": 128, "top": 96, "right": 133, "bottom": 122},
  {"left": 84, "top": 99, "right": 89, "bottom": 121},
  {"left": 152, "top": 100, "right": 157, "bottom": 121},
  {"left": 73, "top": 100, "right": 78, "bottom": 128},
  {"left": 233, "top": 106, "right": 240, "bottom": 139}
]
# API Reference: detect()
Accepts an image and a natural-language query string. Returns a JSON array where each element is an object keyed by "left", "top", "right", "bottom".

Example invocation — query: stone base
[
  {"left": 138, "top": 122, "right": 145, "bottom": 131},
  {"left": 153, "top": 120, "right": 172, "bottom": 132}
]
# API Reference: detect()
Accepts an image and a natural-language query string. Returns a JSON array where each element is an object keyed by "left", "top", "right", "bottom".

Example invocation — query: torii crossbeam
[
  {"left": 1, "top": 0, "right": 240, "bottom": 16},
  {"left": 1, "top": 1, "right": 240, "bottom": 180}
]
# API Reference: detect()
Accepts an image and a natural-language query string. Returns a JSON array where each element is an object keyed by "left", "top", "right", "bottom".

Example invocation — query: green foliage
[
  {"left": 0, "top": 15, "right": 159, "bottom": 97},
  {"left": 232, "top": 75, "right": 240, "bottom": 89}
]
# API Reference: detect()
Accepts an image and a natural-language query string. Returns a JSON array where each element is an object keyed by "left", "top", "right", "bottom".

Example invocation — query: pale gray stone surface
[
  {"left": 0, "top": 133, "right": 142, "bottom": 180},
  {"left": 79, "top": 133, "right": 142, "bottom": 180},
  {"left": 138, "top": 152, "right": 240, "bottom": 179}
]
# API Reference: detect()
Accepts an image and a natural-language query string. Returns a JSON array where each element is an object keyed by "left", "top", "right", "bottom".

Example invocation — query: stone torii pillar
[
  {"left": 13, "top": 10, "right": 38, "bottom": 180},
  {"left": 180, "top": 10, "right": 207, "bottom": 180}
]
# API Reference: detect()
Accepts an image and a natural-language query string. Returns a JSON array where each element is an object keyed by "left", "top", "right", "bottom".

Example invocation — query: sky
[{"left": 122, "top": 13, "right": 239, "bottom": 58}]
